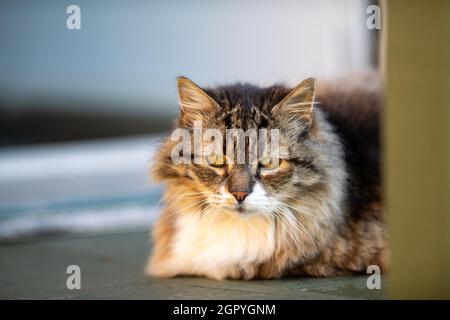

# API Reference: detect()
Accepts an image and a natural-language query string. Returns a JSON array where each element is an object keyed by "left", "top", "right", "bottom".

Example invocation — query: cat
[{"left": 146, "top": 73, "right": 388, "bottom": 280}]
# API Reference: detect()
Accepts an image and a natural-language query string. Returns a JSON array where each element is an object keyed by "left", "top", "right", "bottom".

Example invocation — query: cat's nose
[{"left": 231, "top": 191, "right": 248, "bottom": 203}]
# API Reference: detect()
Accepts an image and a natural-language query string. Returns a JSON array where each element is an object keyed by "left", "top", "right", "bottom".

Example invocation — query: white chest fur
[{"left": 169, "top": 211, "right": 276, "bottom": 279}]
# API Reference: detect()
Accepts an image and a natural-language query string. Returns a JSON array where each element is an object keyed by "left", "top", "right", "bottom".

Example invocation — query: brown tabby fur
[{"left": 146, "top": 73, "right": 388, "bottom": 280}]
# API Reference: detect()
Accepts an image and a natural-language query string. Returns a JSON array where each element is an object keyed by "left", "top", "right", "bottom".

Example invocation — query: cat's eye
[
  {"left": 205, "top": 154, "right": 227, "bottom": 168},
  {"left": 259, "top": 157, "right": 282, "bottom": 170}
]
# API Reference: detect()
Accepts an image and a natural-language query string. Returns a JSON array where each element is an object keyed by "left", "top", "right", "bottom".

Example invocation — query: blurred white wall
[
  {"left": 0, "top": 0, "right": 374, "bottom": 239},
  {"left": 0, "top": 135, "right": 162, "bottom": 241},
  {"left": 0, "top": 0, "right": 371, "bottom": 116}
]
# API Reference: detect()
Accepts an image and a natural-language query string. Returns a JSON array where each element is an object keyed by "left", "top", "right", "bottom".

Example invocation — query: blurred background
[{"left": 0, "top": 0, "right": 377, "bottom": 242}]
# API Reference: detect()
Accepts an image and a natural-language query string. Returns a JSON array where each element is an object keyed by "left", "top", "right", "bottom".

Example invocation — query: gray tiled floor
[{"left": 0, "top": 231, "right": 384, "bottom": 299}]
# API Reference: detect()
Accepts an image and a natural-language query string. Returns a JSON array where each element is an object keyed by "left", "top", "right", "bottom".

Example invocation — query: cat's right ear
[
  {"left": 176, "top": 76, "right": 219, "bottom": 125},
  {"left": 271, "top": 78, "right": 316, "bottom": 128}
]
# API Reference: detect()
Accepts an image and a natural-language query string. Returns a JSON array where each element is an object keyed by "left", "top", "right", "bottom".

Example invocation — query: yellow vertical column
[{"left": 386, "top": 0, "right": 450, "bottom": 298}]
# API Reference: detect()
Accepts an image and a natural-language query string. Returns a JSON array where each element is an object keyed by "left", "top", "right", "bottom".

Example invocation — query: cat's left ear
[{"left": 272, "top": 78, "right": 316, "bottom": 126}]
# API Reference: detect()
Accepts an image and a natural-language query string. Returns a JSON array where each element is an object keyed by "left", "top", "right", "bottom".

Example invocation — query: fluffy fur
[{"left": 146, "top": 73, "right": 388, "bottom": 280}]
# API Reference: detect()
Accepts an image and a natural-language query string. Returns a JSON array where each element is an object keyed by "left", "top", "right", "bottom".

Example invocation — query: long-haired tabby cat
[{"left": 147, "top": 74, "right": 387, "bottom": 280}]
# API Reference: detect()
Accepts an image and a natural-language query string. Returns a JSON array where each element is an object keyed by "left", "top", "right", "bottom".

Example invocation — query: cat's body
[{"left": 147, "top": 74, "right": 387, "bottom": 280}]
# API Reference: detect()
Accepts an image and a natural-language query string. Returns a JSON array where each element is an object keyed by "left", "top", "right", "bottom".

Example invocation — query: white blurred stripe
[
  {"left": 0, "top": 135, "right": 165, "bottom": 240},
  {"left": 0, "top": 204, "right": 161, "bottom": 242},
  {"left": 0, "top": 134, "right": 161, "bottom": 182}
]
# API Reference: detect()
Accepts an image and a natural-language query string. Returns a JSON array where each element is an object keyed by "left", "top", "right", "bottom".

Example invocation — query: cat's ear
[
  {"left": 272, "top": 78, "right": 316, "bottom": 126},
  {"left": 176, "top": 76, "right": 219, "bottom": 125}
]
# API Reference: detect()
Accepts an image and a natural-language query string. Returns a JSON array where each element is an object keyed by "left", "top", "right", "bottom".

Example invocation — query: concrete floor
[{"left": 0, "top": 231, "right": 384, "bottom": 299}]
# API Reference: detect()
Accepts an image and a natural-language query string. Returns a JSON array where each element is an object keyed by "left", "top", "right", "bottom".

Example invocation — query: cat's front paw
[
  {"left": 218, "top": 264, "right": 258, "bottom": 280},
  {"left": 145, "top": 257, "right": 177, "bottom": 278}
]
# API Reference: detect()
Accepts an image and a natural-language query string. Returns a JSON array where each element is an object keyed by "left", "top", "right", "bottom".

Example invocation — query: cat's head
[{"left": 153, "top": 76, "right": 331, "bottom": 217}]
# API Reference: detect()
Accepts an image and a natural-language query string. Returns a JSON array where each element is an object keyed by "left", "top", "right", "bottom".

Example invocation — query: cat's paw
[
  {"left": 220, "top": 264, "right": 258, "bottom": 280},
  {"left": 145, "top": 258, "right": 177, "bottom": 278}
]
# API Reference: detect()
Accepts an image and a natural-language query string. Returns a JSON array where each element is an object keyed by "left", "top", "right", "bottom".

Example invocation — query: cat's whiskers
[
  {"left": 279, "top": 201, "right": 314, "bottom": 218},
  {"left": 278, "top": 195, "right": 314, "bottom": 217},
  {"left": 261, "top": 205, "right": 300, "bottom": 251},
  {"left": 274, "top": 207, "right": 306, "bottom": 253},
  {"left": 198, "top": 201, "right": 218, "bottom": 223},
  {"left": 276, "top": 203, "right": 318, "bottom": 251},
  {"left": 165, "top": 197, "right": 210, "bottom": 218},
  {"left": 269, "top": 211, "right": 290, "bottom": 238},
  {"left": 180, "top": 191, "right": 213, "bottom": 196},
  {"left": 178, "top": 192, "right": 212, "bottom": 200}
]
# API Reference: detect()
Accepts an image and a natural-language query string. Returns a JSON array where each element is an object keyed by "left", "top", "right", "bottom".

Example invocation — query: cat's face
[{"left": 154, "top": 77, "right": 325, "bottom": 217}]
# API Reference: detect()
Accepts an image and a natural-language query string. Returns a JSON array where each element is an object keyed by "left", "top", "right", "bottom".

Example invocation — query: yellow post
[{"left": 385, "top": 0, "right": 450, "bottom": 298}]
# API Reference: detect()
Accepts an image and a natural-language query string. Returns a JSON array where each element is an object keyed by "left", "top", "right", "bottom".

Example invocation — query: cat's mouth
[
  {"left": 221, "top": 203, "right": 256, "bottom": 215},
  {"left": 236, "top": 205, "right": 246, "bottom": 214}
]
